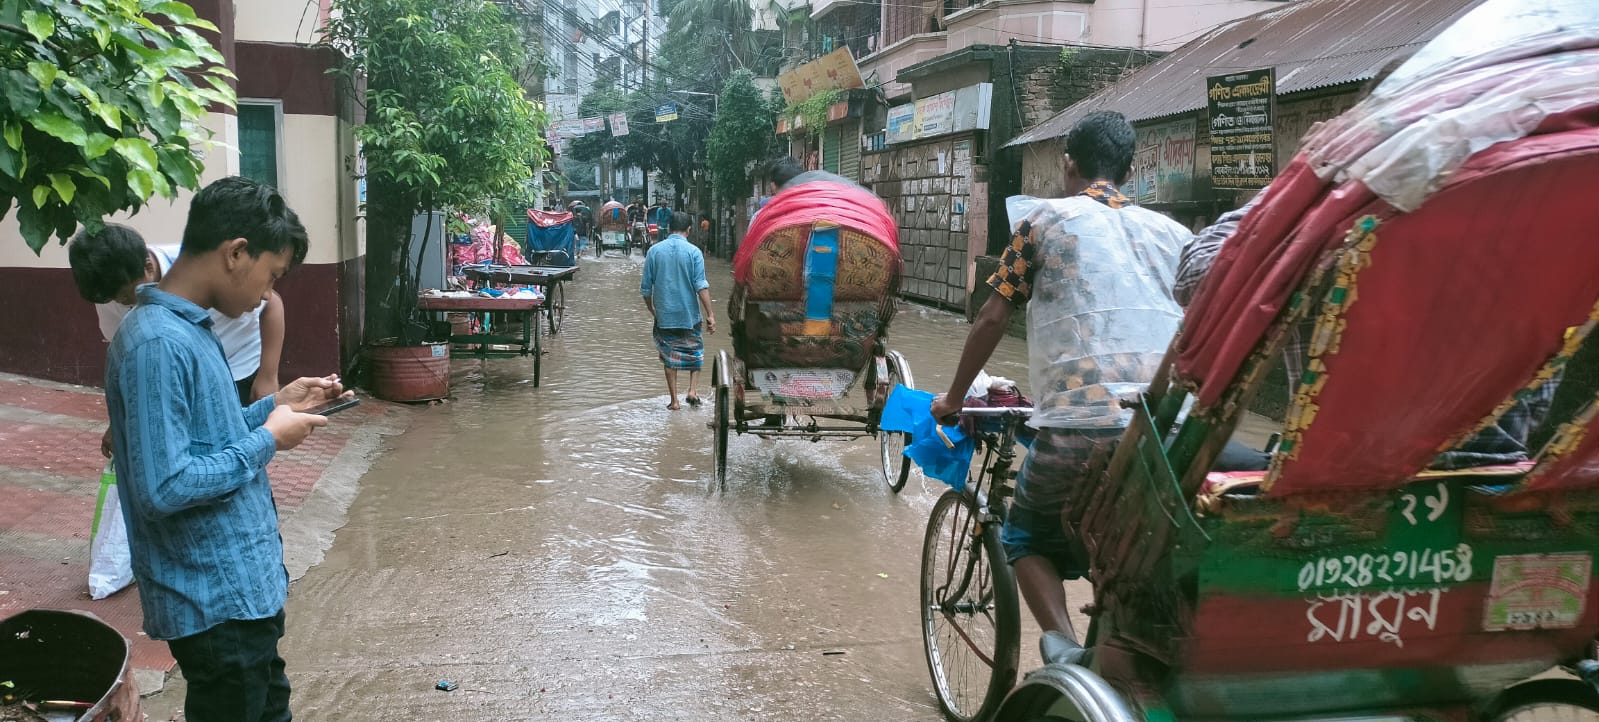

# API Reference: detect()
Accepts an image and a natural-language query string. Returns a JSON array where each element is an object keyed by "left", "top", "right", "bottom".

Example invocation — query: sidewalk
[{"left": 0, "top": 372, "right": 410, "bottom": 696}]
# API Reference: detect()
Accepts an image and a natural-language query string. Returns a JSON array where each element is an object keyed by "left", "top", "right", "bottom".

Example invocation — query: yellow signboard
[{"left": 778, "top": 48, "right": 865, "bottom": 104}]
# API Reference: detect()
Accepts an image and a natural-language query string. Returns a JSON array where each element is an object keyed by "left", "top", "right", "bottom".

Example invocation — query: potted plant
[{"left": 323, "top": 0, "right": 549, "bottom": 402}]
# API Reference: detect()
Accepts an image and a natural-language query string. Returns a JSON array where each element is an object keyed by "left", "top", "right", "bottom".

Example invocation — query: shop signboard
[{"left": 1207, "top": 68, "right": 1276, "bottom": 190}]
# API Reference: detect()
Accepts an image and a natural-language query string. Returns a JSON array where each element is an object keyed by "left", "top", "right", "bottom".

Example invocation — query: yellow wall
[{"left": 234, "top": 0, "right": 323, "bottom": 44}]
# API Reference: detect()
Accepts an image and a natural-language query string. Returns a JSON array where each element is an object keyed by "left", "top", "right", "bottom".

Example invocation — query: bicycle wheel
[
  {"left": 1484, "top": 679, "right": 1599, "bottom": 722},
  {"left": 923, "top": 489, "right": 1020, "bottom": 722}
]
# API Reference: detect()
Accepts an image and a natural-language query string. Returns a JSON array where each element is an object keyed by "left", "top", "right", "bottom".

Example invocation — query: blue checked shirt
[
  {"left": 641, "top": 233, "right": 709, "bottom": 330},
  {"left": 105, "top": 285, "right": 285, "bottom": 640}
]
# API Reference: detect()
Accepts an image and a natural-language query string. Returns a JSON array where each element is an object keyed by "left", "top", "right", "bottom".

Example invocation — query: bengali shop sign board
[
  {"left": 914, "top": 91, "right": 956, "bottom": 138},
  {"left": 1208, "top": 68, "right": 1276, "bottom": 190},
  {"left": 886, "top": 103, "right": 915, "bottom": 144},
  {"left": 1131, "top": 118, "right": 1197, "bottom": 203},
  {"left": 778, "top": 47, "right": 866, "bottom": 104}
]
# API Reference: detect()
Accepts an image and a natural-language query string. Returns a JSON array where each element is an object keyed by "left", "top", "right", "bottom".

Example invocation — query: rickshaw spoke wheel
[
  {"left": 880, "top": 351, "right": 915, "bottom": 493},
  {"left": 922, "top": 490, "right": 1019, "bottom": 722}
]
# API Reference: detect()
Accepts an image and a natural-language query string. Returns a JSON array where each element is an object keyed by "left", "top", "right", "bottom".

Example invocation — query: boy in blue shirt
[{"left": 106, "top": 176, "right": 348, "bottom": 721}]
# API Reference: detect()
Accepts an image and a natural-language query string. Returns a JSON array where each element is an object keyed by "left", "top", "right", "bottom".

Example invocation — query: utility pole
[{"left": 641, "top": 0, "right": 650, "bottom": 89}]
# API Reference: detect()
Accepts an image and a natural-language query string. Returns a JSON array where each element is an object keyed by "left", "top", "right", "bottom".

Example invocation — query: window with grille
[{"left": 237, "top": 102, "right": 280, "bottom": 189}]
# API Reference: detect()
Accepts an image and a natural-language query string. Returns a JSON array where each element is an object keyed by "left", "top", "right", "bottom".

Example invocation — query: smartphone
[{"left": 304, "top": 396, "right": 360, "bottom": 417}]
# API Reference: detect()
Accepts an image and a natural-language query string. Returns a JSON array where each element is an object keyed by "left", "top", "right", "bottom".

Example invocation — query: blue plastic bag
[{"left": 881, "top": 385, "right": 976, "bottom": 490}]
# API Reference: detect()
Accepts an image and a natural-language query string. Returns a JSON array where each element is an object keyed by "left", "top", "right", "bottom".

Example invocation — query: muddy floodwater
[{"left": 281, "top": 251, "right": 1074, "bottom": 720}]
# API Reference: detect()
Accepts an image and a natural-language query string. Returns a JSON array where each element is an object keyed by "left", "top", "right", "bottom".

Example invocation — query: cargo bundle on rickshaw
[
  {"left": 997, "top": 1, "right": 1599, "bottom": 719},
  {"left": 709, "top": 176, "right": 916, "bottom": 489}
]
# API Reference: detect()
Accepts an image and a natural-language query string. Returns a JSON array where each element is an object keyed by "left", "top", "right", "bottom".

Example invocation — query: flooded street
[{"left": 280, "top": 252, "right": 1063, "bottom": 719}]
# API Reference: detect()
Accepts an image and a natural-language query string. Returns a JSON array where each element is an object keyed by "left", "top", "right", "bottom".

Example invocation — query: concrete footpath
[{"left": 0, "top": 371, "right": 410, "bottom": 706}]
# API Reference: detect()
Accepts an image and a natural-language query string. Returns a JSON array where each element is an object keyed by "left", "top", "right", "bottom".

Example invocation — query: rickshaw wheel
[
  {"left": 923, "top": 489, "right": 1019, "bottom": 722},
  {"left": 880, "top": 350, "right": 915, "bottom": 493},
  {"left": 712, "top": 352, "right": 730, "bottom": 490},
  {"left": 1482, "top": 678, "right": 1599, "bottom": 722},
  {"left": 991, "top": 663, "right": 1140, "bottom": 722},
  {"left": 547, "top": 283, "right": 565, "bottom": 334}
]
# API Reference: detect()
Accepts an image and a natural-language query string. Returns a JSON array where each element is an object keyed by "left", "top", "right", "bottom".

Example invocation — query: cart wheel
[
  {"left": 1483, "top": 678, "right": 1599, "bottom": 722},
  {"left": 881, "top": 350, "right": 916, "bottom": 493},
  {"left": 923, "top": 489, "right": 1019, "bottom": 722},
  {"left": 712, "top": 353, "right": 730, "bottom": 489},
  {"left": 991, "top": 663, "right": 1140, "bottom": 722},
  {"left": 547, "top": 282, "right": 565, "bottom": 335}
]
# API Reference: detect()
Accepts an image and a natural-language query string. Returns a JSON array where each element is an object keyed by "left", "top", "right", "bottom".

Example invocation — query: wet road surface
[{"left": 280, "top": 251, "right": 1078, "bottom": 719}]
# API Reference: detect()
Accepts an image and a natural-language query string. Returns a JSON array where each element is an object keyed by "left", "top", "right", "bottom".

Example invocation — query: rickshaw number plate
[
  {"left": 752, "top": 369, "right": 855, "bottom": 401},
  {"left": 1483, "top": 552, "right": 1591, "bottom": 632}
]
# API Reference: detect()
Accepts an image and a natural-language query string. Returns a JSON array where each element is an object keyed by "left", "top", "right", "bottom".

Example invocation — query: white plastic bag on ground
[{"left": 88, "top": 462, "right": 133, "bottom": 600}]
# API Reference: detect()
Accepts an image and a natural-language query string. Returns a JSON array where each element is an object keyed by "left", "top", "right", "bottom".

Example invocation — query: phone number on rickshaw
[{"left": 1297, "top": 544, "right": 1474, "bottom": 591}]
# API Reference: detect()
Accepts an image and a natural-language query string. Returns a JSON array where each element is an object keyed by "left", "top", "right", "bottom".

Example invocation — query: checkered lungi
[{"left": 653, "top": 324, "right": 704, "bottom": 370}]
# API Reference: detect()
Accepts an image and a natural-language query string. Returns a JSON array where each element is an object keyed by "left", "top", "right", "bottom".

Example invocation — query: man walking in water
[
  {"left": 930, "top": 111, "right": 1191, "bottom": 666},
  {"left": 642, "top": 211, "right": 716, "bottom": 410}
]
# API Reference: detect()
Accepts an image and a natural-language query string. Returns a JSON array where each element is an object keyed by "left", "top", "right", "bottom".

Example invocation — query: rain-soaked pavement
[{"left": 278, "top": 249, "right": 1079, "bottom": 720}]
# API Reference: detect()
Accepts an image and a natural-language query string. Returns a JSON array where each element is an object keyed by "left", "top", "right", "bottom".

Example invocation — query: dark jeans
[
  {"left": 235, "top": 372, "right": 258, "bottom": 406},
  {"left": 167, "top": 610, "right": 292, "bottom": 722}
]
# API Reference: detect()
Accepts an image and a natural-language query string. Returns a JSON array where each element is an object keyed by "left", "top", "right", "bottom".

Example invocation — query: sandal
[{"left": 684, "top": 396, "right": 702, "bottom": 407}]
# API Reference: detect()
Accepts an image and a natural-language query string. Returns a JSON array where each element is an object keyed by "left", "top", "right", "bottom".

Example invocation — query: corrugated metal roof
[{"left": 1007, "top": 0, "right": 1484, "bottom": 147}]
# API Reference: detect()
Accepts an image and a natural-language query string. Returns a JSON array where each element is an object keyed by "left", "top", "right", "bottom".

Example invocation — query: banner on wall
[{"left": 887, "top": 83, "right": 992, "bottom": 145}]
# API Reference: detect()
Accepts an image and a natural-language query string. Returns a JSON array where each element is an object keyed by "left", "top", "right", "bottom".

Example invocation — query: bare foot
[{"left": 666, "top": 402, "right": 682, "bottom": 410}]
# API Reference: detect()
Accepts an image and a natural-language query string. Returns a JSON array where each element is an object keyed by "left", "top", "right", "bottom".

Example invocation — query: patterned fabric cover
[{"left": 731, "top": 224, "right": 900, "bottom": 380}]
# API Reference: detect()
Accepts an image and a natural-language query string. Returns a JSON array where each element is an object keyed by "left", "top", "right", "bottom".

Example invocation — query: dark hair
[
  {"left": 668, "top": 210, "right": 692, "bottom": 232},
  {"left": 764, "top": 157, "right": 804, "bottom": 188},
  {"left": 68, "top": 223, "right": 149, "bottom": 304},
  {"left": 1065, "top": 111, "right": 1137, "bottom": 185},
  {"left": 181, "top": 176, "right": 309, "bottom": 265}
]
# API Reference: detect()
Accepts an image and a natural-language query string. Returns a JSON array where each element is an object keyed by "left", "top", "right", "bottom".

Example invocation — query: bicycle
[{"left": 921, "top": 406, "right": 1031, "bottom": 722}]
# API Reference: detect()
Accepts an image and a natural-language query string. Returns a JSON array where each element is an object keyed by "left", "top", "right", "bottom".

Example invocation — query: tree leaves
[
  {"left": 28, "top": 113, "right": 87, "bottom": 145},
  {"left": 20, "top": 9, "right": 53, "bottom": 42},
  {"left": 47, "top": 173, "right": 75, "bottom": 204},
  {"left": 3, "top": 0, "right": 233, "bottom": 252},
  {"left": 113, "top": 138, "right": 159, "bottom": 173}
]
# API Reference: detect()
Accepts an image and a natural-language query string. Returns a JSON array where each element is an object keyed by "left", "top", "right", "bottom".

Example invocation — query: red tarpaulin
[
  {"left": 1271, "top": 130, "right": 1599, "bottom": 494},
  {"left": 526, "top": 209, "right": 573, "bottom": 228}
]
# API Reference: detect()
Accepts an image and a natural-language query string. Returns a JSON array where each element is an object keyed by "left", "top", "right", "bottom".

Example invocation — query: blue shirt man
[
  {"left": 107, "top": 285, "right": 286, "bottom": 641},
  {"left": 641, "top": 212, "right": 716, "bottom": 409},
  {"left": 104, "top": 176, "right": 343, "bottom": 722}
]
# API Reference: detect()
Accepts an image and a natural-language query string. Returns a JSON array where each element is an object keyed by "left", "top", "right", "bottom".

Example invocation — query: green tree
[
  {"left": 666, "top": 0, "right": 755, "bottom": 80},
  {"left": 0, "top": 0, "right": 234, "bottom": 252},
  {"left": 323, "top": 0, "right": 548, "bottom": 343},
  {"left": 706, "top": 70, "right": 776, "bottom": 200}
]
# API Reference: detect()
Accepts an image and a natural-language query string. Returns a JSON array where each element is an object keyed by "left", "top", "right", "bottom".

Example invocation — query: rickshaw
[
  {"left": 921, "top": 3, "right": 1599, "bottom": 721},
  {"left": 595, "top": 200, "right": 632, "bottom": 258},
  {"left": 709, "top": 177, "right": 916, "bottom": 490}
]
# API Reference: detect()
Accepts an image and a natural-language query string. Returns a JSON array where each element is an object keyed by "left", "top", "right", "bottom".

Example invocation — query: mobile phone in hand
[{"left": 304, "top": 396, "right": 360, "bottom": 417}]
